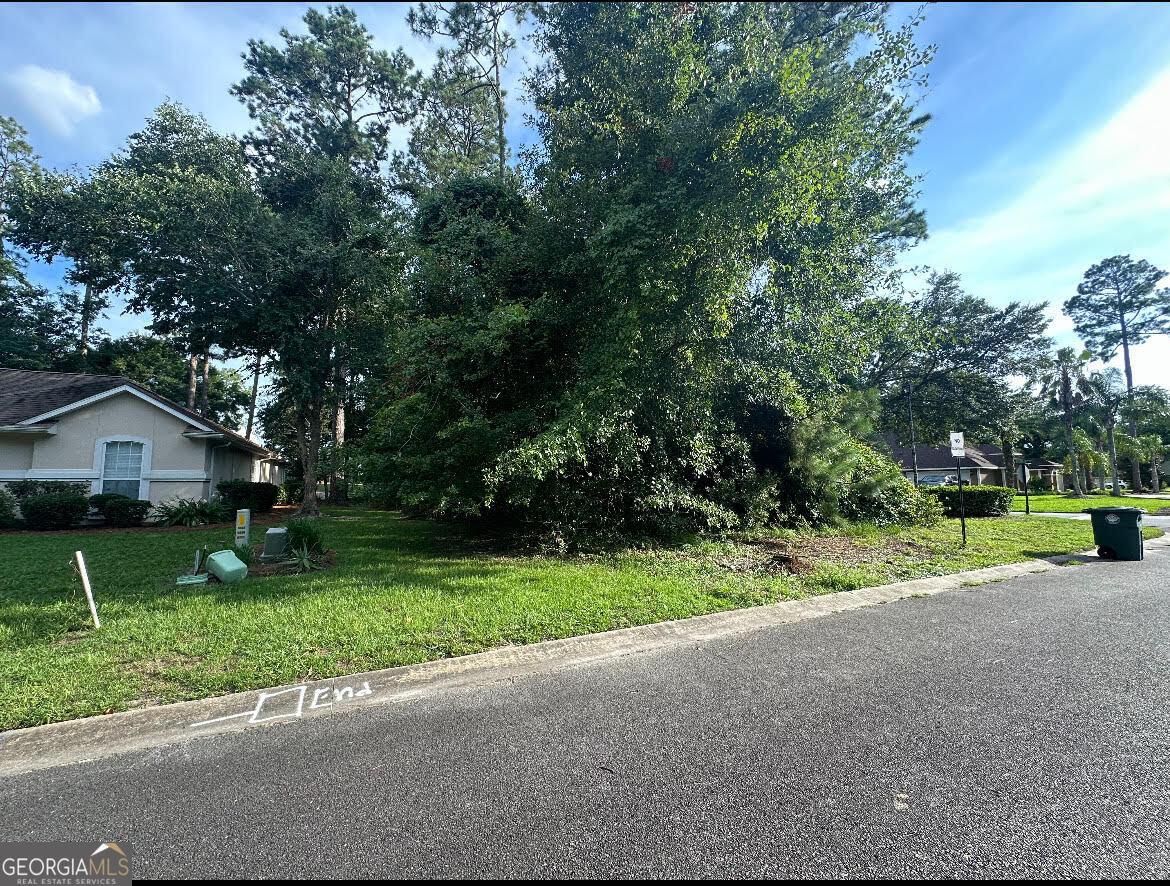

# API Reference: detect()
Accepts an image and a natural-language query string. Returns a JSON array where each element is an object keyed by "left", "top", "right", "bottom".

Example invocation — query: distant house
[
  {"left": 880, "top": 433, "right": 1065, "bottom": 491},
  {"left": 0, "top": 368, "right": 285, "bottom": 503}
]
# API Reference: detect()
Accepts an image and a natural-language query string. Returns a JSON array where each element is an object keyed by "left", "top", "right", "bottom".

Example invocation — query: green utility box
[
  {"left": 1085, "top": 507, "right": 1145, "bottom": 561},
  {"left": 206, "top": 549, "right": 249, "bottom": 584}
]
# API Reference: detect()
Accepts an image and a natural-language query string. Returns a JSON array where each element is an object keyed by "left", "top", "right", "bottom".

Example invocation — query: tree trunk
[
  {"left": 199, "top": 352, "right": 211, "bottom": 417},
  {"left": 296, "top": 395, "right": 323, "bottom": 518},
  {"left": 245, "top": 355, "right": 261, "bottom": 439},
  {"left": 1065, "top": 414, "right": 1083, "bottom": 496},
  {"left": 1000, "top": 434, "right": 1016, "bottom": 490},
  {"left": 493, "top": 28, "right": 506, "bottom": 179},
  {"left": 1107, "top": 423, "right": 1119, "bottom": 495},
  {"left": 1153, "top": 449, "right": 1162, "bottom": 493},
  {"left": 186, "top": 354, "right": 198, "bottom": 410},
  {"left": 327, "top": 363, "right": 347, "bottom": 503},
  {"left": 79, "top": 283, "right": 93, "bottom": 360}
]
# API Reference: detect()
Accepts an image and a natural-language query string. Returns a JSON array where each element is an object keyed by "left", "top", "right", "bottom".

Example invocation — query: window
[{"left": 102, "top": 441, "right": 144, "bottom": 499}]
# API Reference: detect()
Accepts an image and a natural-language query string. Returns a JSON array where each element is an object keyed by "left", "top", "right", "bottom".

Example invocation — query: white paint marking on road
[{"left": 188, "top": 681, "right": 375, "bottom": 729}]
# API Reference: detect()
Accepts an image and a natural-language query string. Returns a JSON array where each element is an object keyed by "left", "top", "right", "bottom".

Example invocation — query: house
[
  {"left": 0, "top": 368, "right": 285, "bottom": 503},
  {"left": 880, "top": 433, "right": 1065, "bottom": 491}
]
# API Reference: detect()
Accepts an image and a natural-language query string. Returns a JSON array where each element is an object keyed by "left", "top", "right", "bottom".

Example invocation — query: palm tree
[
  {"left": 1085, "top": 368, "right": 1126, "bottom": 495},
  {"left": 1037, "top": 348, "right": 1092, "bottom": 496}
]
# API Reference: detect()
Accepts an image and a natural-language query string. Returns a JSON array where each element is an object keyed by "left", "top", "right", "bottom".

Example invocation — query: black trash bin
[{"left": 1085, "top": 506, "right": 1145, "bottom": 560}]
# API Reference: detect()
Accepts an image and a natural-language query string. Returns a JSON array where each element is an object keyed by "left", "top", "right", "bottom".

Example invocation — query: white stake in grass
[{"left": 74, "top": 550, "right": 101, "bottom": 629}]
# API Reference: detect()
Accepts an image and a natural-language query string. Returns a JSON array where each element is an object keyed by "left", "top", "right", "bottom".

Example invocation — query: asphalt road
[{"left": 3, "top": 547, "right": 1169, "bottom": 878}]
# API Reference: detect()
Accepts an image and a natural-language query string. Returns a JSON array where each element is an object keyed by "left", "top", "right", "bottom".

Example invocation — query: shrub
[
  {"left": 229, "top": 543, "right": 255, "bottom": 566},
  {"left": 20, "top": 492, "right": 90, "bottom": 530},
  {"left": 0, "top": 487, "right": 18, "bottom": 529},
  {"left": 1027, "top": 475, "right": 1052, "bottom": 493},
  {"left": 7, "top": 480, "right": 90, "bottom": 501},
  {"left": 103, "top": 497, "right": 152, "bottom": 528},
  {"left": 153, "top": 496, "right": 233, "bottom": 527},
  {"left": 88, "top": 492, "right": 130, "bottom": 518},
  {"left": 920, "top": 484, "right": 1016, "bottom": 518},
  {"left": 216, "top": 480, "right": 281, "bottom": 513},
  {"left": 838, "top": 441, "right": 944, "bottom": 528},
  {"left": 285, "top": 517, "right": 325, "bottom": 554}
]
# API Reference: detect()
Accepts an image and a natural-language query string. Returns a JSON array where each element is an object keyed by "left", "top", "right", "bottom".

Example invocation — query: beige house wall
[{"left": 0, "top": 389, "right": 274, "bottom": 504}]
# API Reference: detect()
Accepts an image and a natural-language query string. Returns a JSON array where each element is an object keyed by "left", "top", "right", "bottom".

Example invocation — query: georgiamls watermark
[{"left": 1, "top": 843, "right": 131, "bottom": 886}]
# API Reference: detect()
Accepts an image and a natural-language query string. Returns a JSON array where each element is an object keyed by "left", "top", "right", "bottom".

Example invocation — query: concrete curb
[{"left": 3, "top": 533, "right": 1168, "bottom": 778}]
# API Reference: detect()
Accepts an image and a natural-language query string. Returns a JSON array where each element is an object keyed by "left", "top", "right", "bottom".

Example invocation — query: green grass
[
  {"left": 1012, "top": 493, "right": 1170, "bottom": 514},
  {"left": 0, "top": 511, "right": 1162, "bottom": 730}
]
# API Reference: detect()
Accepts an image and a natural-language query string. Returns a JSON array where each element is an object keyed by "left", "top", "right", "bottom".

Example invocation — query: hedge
[
  {"left": 216, "top": 480, "right": 281, "bottom": 513},
  {"left": 920, "top": 484, "right": 1016, "bottom": 518},
  {"left": 0, "top": 487, "right": 17, "bottom": 529},
  {"left": 7, "top": 480, "right": 90, "bottom": 501},
  {"left": 20, "top": 492, "right": 91, "bottom": 530},
  {"left": 103, "top": 497, "right": 152, "bottom": 528}
]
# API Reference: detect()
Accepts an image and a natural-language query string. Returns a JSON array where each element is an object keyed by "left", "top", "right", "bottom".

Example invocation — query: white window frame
[{"left": 92, "top": 436, "right": 153, "bottom": 500}]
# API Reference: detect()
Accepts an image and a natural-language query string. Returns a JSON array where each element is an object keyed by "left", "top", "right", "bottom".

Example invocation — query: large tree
[
  {"left": 1084, "top": 368, "right": 1126, "bottom": 495},
  {"left": 866, "top": 271, "right": 1051, "bottom": 452},
  {"left": 369, "top": 2, "right": 936, "bottom": 535},
  {"left": 1037, "top": 347, "right": 1092, "bottom": 496},
  {"left": 232, "top": 5, "right": 415, "bottom": 512},
  {"left": 1065, "top": 254, "right": 1170, "bottom": 489},
  {"left": 407, "top": 1, "right": 530, "bottom": 180}
]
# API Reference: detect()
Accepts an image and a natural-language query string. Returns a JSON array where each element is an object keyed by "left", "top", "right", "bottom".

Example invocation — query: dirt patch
[{"left": 722, "top": 534, "right": 926, "bottom": 576}]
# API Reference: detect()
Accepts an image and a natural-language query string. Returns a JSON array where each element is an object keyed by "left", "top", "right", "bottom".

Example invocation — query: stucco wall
[{"left": 0, "top": 437, "right": 34, "bottom": 472}]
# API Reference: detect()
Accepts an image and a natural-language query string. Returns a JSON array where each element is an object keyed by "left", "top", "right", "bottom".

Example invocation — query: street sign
[
  {"left": 950, "top": 432, "right": 968, "bottom": 546},
  {"left": 949, "top": 432, "right": 965, "bottom": 457}
]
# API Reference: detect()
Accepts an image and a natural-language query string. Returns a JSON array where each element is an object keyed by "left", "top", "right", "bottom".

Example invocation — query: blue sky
[{"left": 2, "top": 2, "right": 1168, "bottom": 391}]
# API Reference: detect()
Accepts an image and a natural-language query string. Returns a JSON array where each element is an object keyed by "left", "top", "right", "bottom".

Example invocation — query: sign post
[
  {"left": 950, "top": 432, "right": 967, "bottom": 546},
  {"left": 1022, "top": 460, "right": 1030, "bottom": 515},
  {"left": 235, "top": 509, "right": 251, "bottom": 548}
]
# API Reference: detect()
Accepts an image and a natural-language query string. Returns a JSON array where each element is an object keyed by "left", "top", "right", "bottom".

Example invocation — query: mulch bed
[{"left": 2, "top": 506, "right": 300, "bottom": 536}]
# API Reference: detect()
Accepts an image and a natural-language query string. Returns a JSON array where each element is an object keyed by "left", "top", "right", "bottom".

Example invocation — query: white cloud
[
  {"left": 908, "top": 62, "right": 1170, "bottom": 387},
  {"left": 4, "top": 64, "right": 101, "bottom": 135}
]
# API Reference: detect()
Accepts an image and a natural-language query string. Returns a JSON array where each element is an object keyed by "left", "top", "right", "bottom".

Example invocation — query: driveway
[{"left": 3, "top": 546, "right": 1169, "bottom": 878}]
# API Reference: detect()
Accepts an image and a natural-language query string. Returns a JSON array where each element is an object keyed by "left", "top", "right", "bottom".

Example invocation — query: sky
[{"left": 2, "top": 1, "right": 1168, "bottom": 407}]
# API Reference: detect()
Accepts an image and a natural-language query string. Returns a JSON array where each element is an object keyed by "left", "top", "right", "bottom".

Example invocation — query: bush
[
  {"left": 103, "top": 497, "right": 152, "bottom": 528},
  {"left": 89, "top": 492, "right": 130, "bottom": 518},
  {"left": 20, "top": 492, "right": 90, "bottom": 530},
  {"left": 216, "top": 480, "right": 281, "bottom": 513},
  {"left": 285, "top": 517, "right": 325, "bottom": 554},
  {"left": 153, "top": 496, "right": 233, "bottom": 527},
  {"left": 0, "top": 486, "right": 18, "bottom": 529},
  {"left": 920, "top": 484, "right": 1016, "bottom": 518},
  {"left": 229, "top": 543, "right": 255, "bottom": 566},
  {"left": 7, "top": 480, "right": 90, "bottom": 501},
  {"left": 838, "top": 441, "right": 944, "bottom": 528},
  {"left": 1027, "top": 475, "right": 1052, "bottom": 493}
]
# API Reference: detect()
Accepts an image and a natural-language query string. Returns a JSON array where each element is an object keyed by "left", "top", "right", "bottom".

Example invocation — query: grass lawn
[
  {"left": 1012, "top": 493, "right": 1170, "bottom": 515},
  {"left": 0, "top": 510, "right": 1162, "bottom": 730}
]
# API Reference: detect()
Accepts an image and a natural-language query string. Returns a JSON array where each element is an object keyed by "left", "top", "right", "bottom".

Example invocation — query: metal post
[
  {"left": 1023, "top": 460, "right": 1030, "bottom": 515},
  {"left": 956, "top": 457, "right": 967, "bottom": 546},
  {"left": 906, "top": 386, "right": 920, "bottom": 487}
]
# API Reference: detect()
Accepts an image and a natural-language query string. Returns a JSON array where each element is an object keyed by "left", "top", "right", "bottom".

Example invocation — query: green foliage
[
  {"left": 102, "top": 497, "right": 151, "bottom": 528},
  {"left": 88, "top": 335, "right": 251, "bottom": 427},
  {"left": 368, "top": 3, "right": 934, "bottom": 538},
  {"left": 229, "top": 543, "right": 255, "bottom": 566},
  {"left": 153, "top": 497, "right": 233, "bottom": 527},
  {"left": 1064, "top": 255, "right": 1170, "bottom": 366},
  {"left": 88, "top": 493, "right": 129, "bottom": 516},
  {"left": 0, "top": 486, "right": 17, "bottom": 529},
  {"left": 8, "top": 480, "right": 90, "bottom": 501},
  {"left": 215, "top": 480, "right": 281, "bottom": 513},
  {"left": 1027, "top": 475, "right": 1052, "bottom": 493},
  {"left": 838, "top": 442, "right": 944, "bottom": 528},
  {"left": 285, "top": 517, "right": 326, "bottom": 554},
  {"left": 19, "top": 492, "right": 90, "bottom": 531},
  {"left": 919, "top": 485, "right": 1016, "bottom": 518}
]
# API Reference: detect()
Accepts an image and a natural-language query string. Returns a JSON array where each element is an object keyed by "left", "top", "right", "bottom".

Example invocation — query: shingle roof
[
  {"left": 880, "top": 432, "right": 1007, "bottom": 470},
  {"left": 0, "top": 367, "right": 269, "bottom": 455}
]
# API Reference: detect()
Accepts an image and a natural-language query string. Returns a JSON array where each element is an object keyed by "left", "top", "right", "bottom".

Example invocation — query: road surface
[{"left": 2, "top": 546, "right": 1169, "bottom": 878}]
